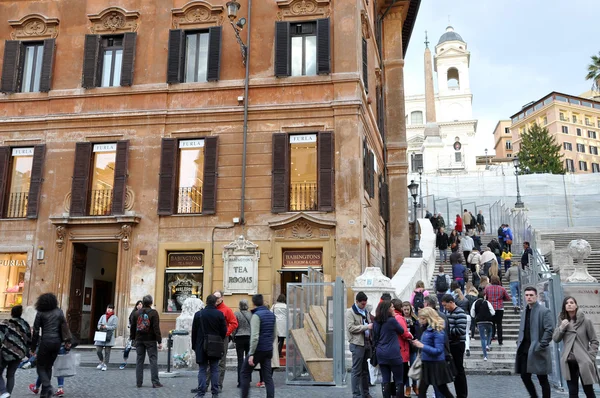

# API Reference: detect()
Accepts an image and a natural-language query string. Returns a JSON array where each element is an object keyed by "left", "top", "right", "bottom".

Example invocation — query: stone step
[{"left": 464, "top": 358, "right": 515, "bottom": 370}]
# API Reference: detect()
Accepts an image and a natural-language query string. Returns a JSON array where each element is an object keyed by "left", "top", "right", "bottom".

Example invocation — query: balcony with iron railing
[
  {"left": 290, "top": 182, "right": 317, "bottom": 211},
  {"left": 89, "top": 189, "right": 113, "bottom": 216},
  {"left": 6, "top": 192, "right": 28, "bottom": 218},
  {"left": 177, "top": 186, "right": 202, "bottom": 214}
]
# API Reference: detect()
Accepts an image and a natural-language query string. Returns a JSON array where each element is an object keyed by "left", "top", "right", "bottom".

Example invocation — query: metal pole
[
  {"left": 514, "top": 165, "right": 525, "bottom": 208},
  {"left": 167, "top": 331, "right": 172, "bottom": 373},
  {"left": 419, "top": 171, "right": 423, "bottom": 218},
  {"left": 240, "top": 0, "right": 253, "bottom": 224},
  {"left": 333, "top": 277, "right": 345, "bottom": 386}
]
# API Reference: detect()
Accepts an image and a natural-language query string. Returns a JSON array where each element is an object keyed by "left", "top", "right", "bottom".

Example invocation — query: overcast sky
[{"left": 403, "top": 0, "right": 599, "bottom": 155}]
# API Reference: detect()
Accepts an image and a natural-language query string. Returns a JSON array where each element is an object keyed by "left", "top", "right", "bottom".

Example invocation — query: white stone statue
[
  {"left": 352, "top": 267, "right": 396, "bottom": 315},
  {"left": 173, "top": 297, "right": 204, "bottom": 368},
  {"left": 566, "top": 239, "right": 597, "bottom": 283}
]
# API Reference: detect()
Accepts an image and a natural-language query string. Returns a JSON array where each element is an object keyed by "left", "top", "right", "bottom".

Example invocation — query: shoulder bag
[
  {"left": 200, "top": 314, "right": 224, "bottom": 358},
  {"left": 407, "top": 351, "right": 422, "bottom": 380},
  {"left": 370, "top": 323, "right": 380, "bottom": 367}
]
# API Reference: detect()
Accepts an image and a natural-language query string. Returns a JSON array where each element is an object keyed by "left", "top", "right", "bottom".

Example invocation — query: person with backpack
[
  {"left": 130, "top": 295, "right": 163, "bottom": 389},
  {"left": 409, "top": 281, "right": 429, "bottom": 316},
  {"left": 94, "top": 304, "right": 118, "bottom": 371},
  {"left": 505, "top": 261, "right": 521, "bottom": 312},
  {"left": 192, "top": 294, "right": 227, "bottom": 398},
  {"left": 487, "top": 238, "right": 502, "bottom": 265},
  {"left": 476, "top": 210, "right": 486, "bottom": 235},
  {"left": 0, "top": 305, "right": 31, "bottom": 397},
  {"left": 470, "top": 293, "right": 495, "bottom": 360},
  {"left": 503, "top": 225, "right": 514, "bottom": 252},
  {"left": 434, "top": 267, "right": 451, "bottom": 306},
  {"left": 120, "top": 300, "right": 143, "bottom": 370},
  {"left": 465, "top": 288, "right": 479, "bottom": 339}
]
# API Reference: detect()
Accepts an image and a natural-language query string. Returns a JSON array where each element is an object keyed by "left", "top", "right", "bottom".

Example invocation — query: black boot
[{"left": 382, "top": 382, "right": 392, "bottom": 398}]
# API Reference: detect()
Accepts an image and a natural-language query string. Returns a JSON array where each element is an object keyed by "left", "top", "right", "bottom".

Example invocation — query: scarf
[{"left": 105, "top": 311, "right": 114, "bottom": 322}]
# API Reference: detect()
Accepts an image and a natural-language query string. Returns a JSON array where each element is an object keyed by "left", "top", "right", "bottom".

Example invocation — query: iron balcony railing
[
  {"left": 290, "top": 182, "right": 317, "bottom": 211},
  {"left": 89, "top": 189, "right": 113, "bottom": 216},
  {"left": 6, "top": 192, "right": 28, "bottom": 218},
  {"left": 178, "top": 186, "right": 202, "bottom": 214}
]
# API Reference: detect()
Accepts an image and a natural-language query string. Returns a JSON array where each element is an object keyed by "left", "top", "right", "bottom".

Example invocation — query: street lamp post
[
  {"left": 417, "top": 166, "right": 423, "bottom": 218},
  {"left": 485, "top": 148, "right": 489, "bottom": 170},
  {"left": 513, "top": 157, "right": 525, "bottom": 208},
  {"left": 408, "top": 180, "right": 422, "bottom": 257}
]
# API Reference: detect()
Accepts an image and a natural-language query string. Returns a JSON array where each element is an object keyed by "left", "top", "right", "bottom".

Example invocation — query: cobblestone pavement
[{"left": 6, "top": 366, "right": 579, "bottom": 398}]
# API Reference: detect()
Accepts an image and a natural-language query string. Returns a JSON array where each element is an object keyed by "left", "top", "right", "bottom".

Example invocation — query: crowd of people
[{"left": 347, "top": 287, "right": 600, "bottom": 398}]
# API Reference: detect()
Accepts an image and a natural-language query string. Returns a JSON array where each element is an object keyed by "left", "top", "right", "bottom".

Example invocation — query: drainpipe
[{"left": 240, "top": 0, "right": 252, "bottom": 225}]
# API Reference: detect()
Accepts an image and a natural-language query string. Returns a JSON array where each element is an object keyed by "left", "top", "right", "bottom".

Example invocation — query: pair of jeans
[
  {"left": 197, "top": 357, "right": 219, "bottom": 397},
  {"left": 135, "top": 341, "right": 159, "bottom": 386},
  {"left": 35, "top": 345, "right": 66, "bottom": 391},
  {"left": 0, "top": 359, "right": 19, "bottom": 394},
  {"left": 491, "top": 310, "right": 504, "bottom": 344},
  {"left": 235, "top": 335, "right": 250, "bottom": 385},
  {"left": 455, "top": 278, "right": 465, "bottom": 293},
  {"left": 449, "top": 342, "right": 468, "bottom": 398},
  {"left": 379, "top": 362, "right": 403, "bottom": 384},
  {"left": 349, "top": 343, "right": 370, "bottom": 398},
  {"left": 478, "top": 323, "right": 492, "bottom": 357},
  {"left": 567, "top": 361, "right": 596, "bottom": 398},
  {"left": 206, "top": 338, "right": 228, "bottom": 390},
  {"left": 123, "top": 340, "right": 132, "bottom": 361},
  {"left": 439, "top": 249, "right": 447, "bottom": 263},
  {"left": 510, "top": 281, "right": 521, "bottom": 307},
  {"left": 96, "top": 345, "right": 112, "bottom": 364},
  {"left": 241, "top": 350, "right": 274, "bottom": 398},
  {"left": 37, "top": 340, "right": 61, "bottom": 397},
  {"left": 465, "top": 315, "right": 471, "bottom": 350}
]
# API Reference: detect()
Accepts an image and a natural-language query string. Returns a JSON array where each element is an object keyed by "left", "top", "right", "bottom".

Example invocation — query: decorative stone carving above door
[
  {"left": 9, "top": 14, "right": 60, "bottom": 40},
  {"left": 88, "top": 7, "right": 140, "bottom": 34},
  {"left": 275, "top": 0, "right": 331, "bottom": 21},
  {"left": 172, "top": 1, "right": 224, "bottom": 29}
]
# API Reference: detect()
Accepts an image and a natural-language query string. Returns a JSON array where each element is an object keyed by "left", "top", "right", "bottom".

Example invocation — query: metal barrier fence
[{"left": 286, "top": 275, "right": 346, "bottom": 386}]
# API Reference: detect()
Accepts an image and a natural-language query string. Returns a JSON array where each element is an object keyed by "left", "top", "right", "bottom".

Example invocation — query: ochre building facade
[{"left": 0, "top": 0, "right": 419, "bottom": 338}]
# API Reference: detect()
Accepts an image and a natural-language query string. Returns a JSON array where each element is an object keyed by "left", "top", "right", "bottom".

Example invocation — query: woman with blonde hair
[
  {"left": 478, "top": 276, "right": 489, "bottom": 294},
  {"left": 488, "top": 258, "right": 502, "bottom": 284},
  {"left": 410, "top": 307, "right": 455, "bottom": 398}
]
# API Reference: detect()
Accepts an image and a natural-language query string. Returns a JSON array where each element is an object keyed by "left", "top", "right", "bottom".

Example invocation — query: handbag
[
  {"left": 200, "top": 314, "right": 224, "bottom": 358},
  {"left": 93, "top": 331, "right": 107, "bottom": 342},
  {"left": 53, "top": 352, "right": 77, "bottom": 377},
  {"left": 407, "top": 352, "right": 422, "bottom": 380},
  {"left": 506, "top": 239, "right": 513, "bottom": 245},
  {"left": 370, "top": 323, "right": 380, "bottom": 367}
]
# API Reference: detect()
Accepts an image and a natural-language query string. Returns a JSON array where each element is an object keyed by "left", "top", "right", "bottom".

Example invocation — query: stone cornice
[
  {"left": 87, "top": 7, "right": 140, "bottom": 34},
  {"left": 9, "top": 14, "right": 60, "bottom": 40},
  {"left": 171, "top": 1, "right": 224, "bottom": 29},
  {"left": 275, "top": 0, "right": 331, "bottom": 21},
  {"left": 268, "top": 212, "right": 336, "bottom": 229}
]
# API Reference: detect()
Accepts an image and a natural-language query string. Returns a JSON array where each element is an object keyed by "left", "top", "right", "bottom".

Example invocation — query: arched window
[
  {"left": 410, "top": 111, "right": 423, "bottom": 125},
  {"left": 447, "top": 67, "right": 460, "bottom": 89}
]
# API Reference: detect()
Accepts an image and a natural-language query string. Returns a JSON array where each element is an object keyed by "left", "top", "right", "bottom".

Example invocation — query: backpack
[
  {"left": 136, "top": 309, "right": 151, "bottom": 333},
  {"left": 413, "top": 290, "right": 425, "bottom": 310},
  {"left": 436, "top": 274, "right": 449, "bottom": 292}
]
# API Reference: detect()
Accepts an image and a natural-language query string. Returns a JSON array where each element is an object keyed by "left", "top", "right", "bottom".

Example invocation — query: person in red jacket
[
  {"left": 455, "top": 214, "right": 463, "bottom": 235},
  {"left": 205, "top": 290, "right": 239, "bottom": 393},
  {"left": 392, "top": 299, "right": 414, "bottom": 398}
]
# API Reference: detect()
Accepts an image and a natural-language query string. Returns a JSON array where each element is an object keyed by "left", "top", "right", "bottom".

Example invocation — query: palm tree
[{"left": 586, "top": 52, "right": 600, "bottom": 92}]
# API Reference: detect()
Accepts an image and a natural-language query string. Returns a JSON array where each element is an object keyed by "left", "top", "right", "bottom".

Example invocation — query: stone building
[{"left": 0, "top": 0, "right": 419, "bottom": 338}]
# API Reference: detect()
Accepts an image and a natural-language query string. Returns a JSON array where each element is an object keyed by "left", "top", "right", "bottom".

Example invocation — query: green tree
[
  {"left": 517, "top": 123, "right": 565, "bottom": 174},
  {"left": 586, "top": 52, "right": 600, "bottom": 92}
]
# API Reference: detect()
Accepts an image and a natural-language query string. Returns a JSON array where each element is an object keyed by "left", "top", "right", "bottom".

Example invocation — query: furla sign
[{"left": 223, "top": 236, "right": 259, "bottom": 295}]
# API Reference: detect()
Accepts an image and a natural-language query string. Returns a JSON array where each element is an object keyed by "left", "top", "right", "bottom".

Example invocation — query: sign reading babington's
[
  {"left": 168, "top": 252, "right": 203, "bottom": 267},
  {"left": 283, "top": 250, "right": 323, "bottom": 267},
  {"left": 223, "top": 236, "right": 260, "bottom": 295}
]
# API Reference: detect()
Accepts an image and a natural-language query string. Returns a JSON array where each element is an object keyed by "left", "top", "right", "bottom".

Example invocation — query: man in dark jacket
[
  {"left": 130, "top": 295, "right": 163, "bottom": 389},
  {"left": 192, "top": 294, "right": 227, "bottom": 398},
  {"left": 476, "top": 210, "right": 485, "bottom": 235},
  {"left": 436, "top": 227, "right": 449, "bottom": 264},
  {"left": 521, "top": 241, "right": 533, "bottom": 270},
  {"left": 241, "top": 294, "right": 276, "bottom": 398},
  {"left": 497, "top": 224, "right": 505, "bottom": 250},
  {"left": 441, "top": 295, "right": 469, "bottom": 398}
]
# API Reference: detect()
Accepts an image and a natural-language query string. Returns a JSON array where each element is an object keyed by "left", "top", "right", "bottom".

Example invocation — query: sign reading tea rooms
[{"left": 223, "top": 236, "right": 259, "bottom": 295}]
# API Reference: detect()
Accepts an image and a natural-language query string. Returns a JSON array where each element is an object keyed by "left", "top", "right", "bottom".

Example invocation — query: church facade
[{"left": 405, "top": 26, "right": 478, "bottom": 175}]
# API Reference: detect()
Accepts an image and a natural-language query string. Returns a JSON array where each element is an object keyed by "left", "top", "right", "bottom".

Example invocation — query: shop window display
[
  {"left": 163, "top": 251, "right": 204, "bottom": 312},
  {"left": 0, "top": 253, "right": 27, "bottom": 311}
]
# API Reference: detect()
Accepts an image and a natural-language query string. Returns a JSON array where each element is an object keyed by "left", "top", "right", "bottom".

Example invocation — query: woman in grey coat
[
  {"left": 552, "top": 296, "right": 599, "bottom": 398},
  {"left": 94, "top": 304, "right": 118, "bottom": 371}
]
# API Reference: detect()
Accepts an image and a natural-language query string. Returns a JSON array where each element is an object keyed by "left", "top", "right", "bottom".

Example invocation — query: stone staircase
[
  {"left": 539, "top": 232, "right": 600, "bottom": 280},
  {"left": 429, "top": 231, "right": 520, "bottom": 375}
]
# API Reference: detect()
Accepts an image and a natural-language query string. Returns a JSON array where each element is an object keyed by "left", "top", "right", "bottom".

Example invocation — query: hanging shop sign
[
  {"left": 222, "top": 236, "right": 259, "bottom": 295},
  {"left": 168, "top": 252, "right": 203, "bottom": 268},
  {"left": 282, "top": 250, "right": 323, "bottom": 267}
]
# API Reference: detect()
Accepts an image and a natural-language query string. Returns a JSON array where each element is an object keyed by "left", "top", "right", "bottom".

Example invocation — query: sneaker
[
  {"left": 55, "top": 388, "right": 64, "bottom": 397},
  {"left": 96, "top": 363, "right": 103, "bottom": 370},
  {"left": 101, "top": 364, "right": 107, "bottom": 371},
  {"left": 22, "top": 362, "right": 32, "bottom": 369},
  {"left": 29, "top": 384, "right": 39, "bottom": 394},
  {"left": 256, "top": 382, "right": 265, "bottom": 388},
  {"left": 484, "top": 356, "right": 488, "bottom": 361},
  {"left": 487, "top": 345, "right": 492, "bottom": 352},
  {"left": 119, "top": 363, "right": 126, "bottom": 370},
  {"left": 0, "top": 393, "right": 10, "bottom": 398},
  {"left": 466, "top": 349, "right": 470, "bottom": 357}
]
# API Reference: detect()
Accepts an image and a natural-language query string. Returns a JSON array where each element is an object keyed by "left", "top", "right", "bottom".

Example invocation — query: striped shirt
[{"left": 446, "top": 306, "right": 467, "bottom": 344}]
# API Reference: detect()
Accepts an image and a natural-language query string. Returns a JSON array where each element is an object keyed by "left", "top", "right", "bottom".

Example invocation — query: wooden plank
[
  {"left": 303, "top": 317, "right": 325, "bottom": 357},
  {"left": 310, "top": 305, "right": 327, "bottom": 342},
  {"left": 305, "top": 359, "right": 333, "bottom": 382}
]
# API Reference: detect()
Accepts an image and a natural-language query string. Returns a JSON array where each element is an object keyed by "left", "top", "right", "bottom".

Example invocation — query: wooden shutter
[
  {"left": 157, "top": 138, "right": 177, "bottom": 215},
  {"left": 362, "top": 38, "right": 369, "bottom": 94},
  {"left": 167, "top": 30, "right": 184, "bottom": 84},
  {"left": 82, "top": 35, "right": 101, "bottom": 88},
  {"left": 206, "top": 27, "right": 222, "bottom": 82},
  {"left": 69, "top": 142, "right": 92, "bottom": 216},
  {"left": 363, "top": 139, "right": 369, "bottom": 193},
  {"left": 271, "top": 133, "right": 289, "bottom": 213},
  {"left": 1, "top": 41, "right": 21, "bottom": 94},
  {"left": 0, "top": 147, "right": 10, "bottom": 216},
  {"left": 120, "top": 32, "right": 137, "bottom": 87},
  {"left": 316, "top": 18, "right": 331, "bottom": 75},
  {"left": 39, "top": 39, "right": 56, "bottom": 92},
  {"left": 380, "top": 181, "right": 390, "bottom": 222},
  {"left": 201, "top": 136, "right": 218, "bottom": 214},
  {"left": 369, "top": 151, "right": 375, "bottom": 198},
  {"left": 318, "top": 131, "right": 335, "bottom": 212},
  {"left": 376, "top": 85, "right": 385, "bottom": 138},
  {"left": 274, "top": 22, "right": 290, "bottom": 77},
  {"left": 26, "top": 144, "right": 46, "bottom": 219},
  {"left": 111, "top": 141, "right": 129, "bottom": 215}
]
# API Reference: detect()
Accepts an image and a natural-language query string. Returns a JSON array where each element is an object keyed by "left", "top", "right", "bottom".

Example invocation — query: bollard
[{"left": 162, "top": 329, "right": 190, "bottom": 377}]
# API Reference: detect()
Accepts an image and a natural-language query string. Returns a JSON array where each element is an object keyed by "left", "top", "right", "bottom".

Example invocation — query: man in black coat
[
  {"left": 191, "top": 294, "right": 227, "bottom": 398},
  {"left": 436, "top": 227, "right": 449, "bottom": 263}
]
